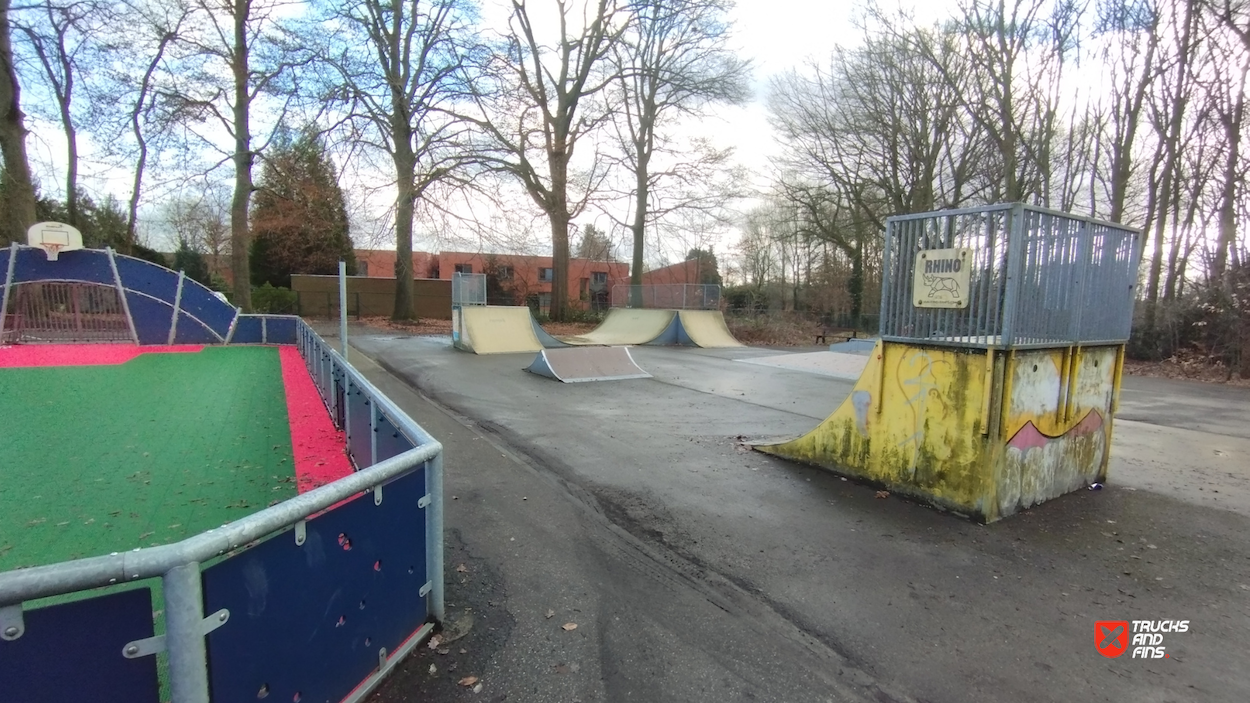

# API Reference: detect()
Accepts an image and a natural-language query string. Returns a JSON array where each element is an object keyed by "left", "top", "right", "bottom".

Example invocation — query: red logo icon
[{"left": 1096, "top": 621, "right": 1129, "bottom": 658}]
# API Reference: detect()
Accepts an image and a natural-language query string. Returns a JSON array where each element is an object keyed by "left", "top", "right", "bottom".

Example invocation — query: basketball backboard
[{"left": 27, "top": 222, "right": 84, "bottom": 261}]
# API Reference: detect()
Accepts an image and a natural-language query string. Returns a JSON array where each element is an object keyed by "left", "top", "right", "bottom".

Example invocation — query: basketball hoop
[
  {"left": 27, "top": 222, "right": 83, "bottom": 261},
  {"left": 42, "top": 242, "right": 65, "bottom": 261}
]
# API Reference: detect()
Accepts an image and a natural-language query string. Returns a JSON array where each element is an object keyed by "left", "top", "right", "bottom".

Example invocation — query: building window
[
  {"left": 538, "top": 267, "right": 553, "bottom": 282},
  {"left": 591, "top": 271, "right": 607, "bottom": 285},
  {"left": 537, "top": 293, "right": 552, "bottom": 312},
  {"left": 357, "top": 260, "right": 369, "bottom": 276},
  {"left": 498, "top": 266, "right": 513, "bottom": 280},
  {"left": 454, "top": 263, "right": 473, "bottom": 274}
]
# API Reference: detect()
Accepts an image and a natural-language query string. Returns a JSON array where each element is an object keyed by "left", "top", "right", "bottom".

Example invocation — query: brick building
[{"left": 352, "top": 249, "right": 629, "bottom": 311}]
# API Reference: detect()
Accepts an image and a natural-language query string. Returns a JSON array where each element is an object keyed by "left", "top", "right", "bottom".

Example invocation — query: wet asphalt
[{"left": 338, "top": 331, "right": 1250, "bottom": 703}]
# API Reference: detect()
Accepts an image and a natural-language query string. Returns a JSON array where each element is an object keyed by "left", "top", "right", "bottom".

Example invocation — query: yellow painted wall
[{"left": 757, "top": 341, "right": 1123, "bottom": 522}]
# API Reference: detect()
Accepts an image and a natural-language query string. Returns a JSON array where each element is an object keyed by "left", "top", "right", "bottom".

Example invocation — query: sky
[{"left": 22, "top": 0, "right": 957, "bottom": 263}]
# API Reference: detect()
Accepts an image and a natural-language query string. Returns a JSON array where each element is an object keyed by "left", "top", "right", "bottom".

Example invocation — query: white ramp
[
  {"left": 525, "top": 346, "right": 651, "bottom": 382},
  {"left": 676, "top": 310, "right": 743, "bottom": 348},
  {"left": 558, "top": 308, "right": 679, "bottom": 346},
  {"left": 455, "top": 306, "right": 544, "bottom": 354}
]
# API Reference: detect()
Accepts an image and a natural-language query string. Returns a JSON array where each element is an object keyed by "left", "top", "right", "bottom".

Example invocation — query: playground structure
[
  {"left": 451, "top": 273, "right": 742, "bottom": 354},
  {"left": 757, "top": 203, "right": 1142, "bottom": 522},
  {"left": 0, "top": 236, "right": 444, "bottom": 703}
]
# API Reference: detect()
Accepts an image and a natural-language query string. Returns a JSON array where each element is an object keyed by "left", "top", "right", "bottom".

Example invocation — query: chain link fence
[{"left": 610, "top": 284, "right": 721, "bottom": 310}]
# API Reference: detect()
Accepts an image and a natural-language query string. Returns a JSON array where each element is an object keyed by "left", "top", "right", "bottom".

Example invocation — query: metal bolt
[
  {"left": 219, "top": 612, "right": 227, "bottom": 622},
  {"left": 4, "top": 626, "right": 18, "bottom": 638},
  {"left": 125, "top": 644, "right": 139, "bottom": 656}
]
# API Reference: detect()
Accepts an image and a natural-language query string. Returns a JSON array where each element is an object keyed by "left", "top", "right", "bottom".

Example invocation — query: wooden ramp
[{"left": 525, "top": 346, "right": 651, "bottom": 383}]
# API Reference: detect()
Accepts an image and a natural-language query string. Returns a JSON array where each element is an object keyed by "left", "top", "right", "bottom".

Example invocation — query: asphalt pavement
[{"left": 336, "top": 330, "right": 1250, "bottom": 703}]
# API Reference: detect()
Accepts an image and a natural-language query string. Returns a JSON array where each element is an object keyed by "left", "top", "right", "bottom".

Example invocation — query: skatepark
[
  {"left": 331, "top": 207, "right": 1245, "bottom": 702},
  {"left": 337, "top": 327, "right": 1250, "bottom": 703}
]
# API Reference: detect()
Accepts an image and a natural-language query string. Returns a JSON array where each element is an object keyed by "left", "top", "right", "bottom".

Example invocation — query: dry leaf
[
  {"left": 437, "top": 648, "right": 450, "bottom": 655},
  {"left": 875, "top": 491, "right": 890, "bottom": 499},
  {"left": 458, "top": 676, "right": 479, "bottom": 687},
  {"left": 456, "top": 564, "right": 468, "bottom": 573},
  {"left": 545, "top": 609, "right": 555, "bottom": 619},
  {"left": 561, "top": 622, "right": 578, "bottom": 631},
  {"left": 472, "top": 683, "right": 483, "bottom": 694},
  {"left": 427, "top": 635, "right": 442, "bottom": 650}
]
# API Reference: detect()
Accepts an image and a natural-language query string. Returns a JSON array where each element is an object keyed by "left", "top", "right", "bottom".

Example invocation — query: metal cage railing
[
  {"left": 878, "top": 203, "right": 1142, "bottom": 349},
  {"left": 610, "top": 284, "right": 721, "bottom": 310}
]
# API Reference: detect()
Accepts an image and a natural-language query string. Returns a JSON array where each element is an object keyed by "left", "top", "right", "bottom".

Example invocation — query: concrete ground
[{"left": 333, "top": 327, "right": 1250, "bottom": 703}]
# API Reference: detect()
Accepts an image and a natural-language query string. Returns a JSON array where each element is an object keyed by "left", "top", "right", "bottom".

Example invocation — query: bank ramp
[
  {"left": 558, "top": 308, "right": 743, "bottom": 348},
  {"left": 454, "top": 306, "right": 541, "bottom": 354},
  {"left": 525, "top": 346, "right": 651, "bottom": 383},
  {"left": 557, "top": 309, "right": 680, "bottom": 346},
  {"left": 676, "top": 310, "right": 743, "bottom": 348}
]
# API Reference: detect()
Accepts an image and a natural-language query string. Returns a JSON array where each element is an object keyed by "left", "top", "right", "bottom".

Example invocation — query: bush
[{"left": 251, "top": 283, "right": 298, "bottom": 314}]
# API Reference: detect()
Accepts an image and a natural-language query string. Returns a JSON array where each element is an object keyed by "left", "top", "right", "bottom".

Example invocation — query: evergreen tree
[
  {"left": 250, "top": 127, "right": 355, "bottom": 288},
  {"left": 686, "top": 247, "right": 722, "bottom": 285}
]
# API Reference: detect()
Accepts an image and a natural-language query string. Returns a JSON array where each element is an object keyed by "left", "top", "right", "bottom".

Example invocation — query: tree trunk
[
  {"left": 1211, "top": 57, "right": 1248, "bottom": 285},
  {"left": 230, "top": 0, "right": 253, "bottom": 311},
  {"left": 548, "top": 141, "right": 570, "bottom": 322},
  {"left": 629, "top": 151, "right": 648, "bottom": 307},
  {"left": 0, "top": 0, "right": 36, "bottom": 245},
  {"left": 392, "top": 138, "right": 416, "bottom": 321}
]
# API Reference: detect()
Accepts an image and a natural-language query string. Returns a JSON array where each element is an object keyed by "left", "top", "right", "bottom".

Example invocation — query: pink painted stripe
[
  {"left": 278, "top": 346, "right": 354, "bottom": 494},
  {"left": 0, "top": 344, "right": 205, "bottom": 368}
]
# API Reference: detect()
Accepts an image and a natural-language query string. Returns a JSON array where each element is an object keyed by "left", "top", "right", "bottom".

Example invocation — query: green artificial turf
[{"left": 0, "top": 346, "right": 297, "bottom": 572}]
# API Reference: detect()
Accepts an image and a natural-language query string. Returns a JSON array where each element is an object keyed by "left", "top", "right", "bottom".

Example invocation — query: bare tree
[
  {"left": 169, "top": 0, "right": 311, "bottom": 310},
  {"left": 0, "top": 0, "right": 36, "bottom": 244},
  {"left": 312, "top": 0, "right": 477, "bottom": 320},
  {"left": 470, "top": 0, "right": 627, "bottom": 321},
  {"left": 608, "top": 0, "right": 749, "bottom": 303},
  {"left": 12, "top": 0, "right": 109, "bottom": 227},
  {"left": 118, "top": 0, "right": 193, "bottom": 251}
]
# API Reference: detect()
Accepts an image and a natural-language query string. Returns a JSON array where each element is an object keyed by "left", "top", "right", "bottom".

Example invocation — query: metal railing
[
  {"left": 0, "top": 320, "right": 443, "bottom": 703},
  {"left": 878, "top": 203, "right": 1142, "bottom": 349},
  {"left": 611, "top": 284, "right": 721, "bottom": 310},
  {"left": 2, "top": 281, "right": 132, "bottom": 343},
  {"left": 451, "top": 272, "right": 486, "bottom": 306}
]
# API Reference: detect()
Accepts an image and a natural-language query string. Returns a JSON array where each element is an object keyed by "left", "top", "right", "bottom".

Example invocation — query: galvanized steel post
[
  {"left": 163, "top": 562, "right": 210, "bottom": 703},
  {"left": 339, "top": 261, "right": 348, "bottom": 358}
]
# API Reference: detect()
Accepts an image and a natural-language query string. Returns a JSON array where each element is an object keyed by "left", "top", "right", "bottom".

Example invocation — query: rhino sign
[{"left": 913, "top": 248, "right": 972, "bottom": 309}]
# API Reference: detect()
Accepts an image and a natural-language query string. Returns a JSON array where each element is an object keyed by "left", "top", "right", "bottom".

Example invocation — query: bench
[{"left": 815, "top": 326, "right": 858, "bottom": 345}]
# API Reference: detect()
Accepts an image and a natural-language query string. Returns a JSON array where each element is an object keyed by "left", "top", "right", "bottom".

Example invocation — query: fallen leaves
[
  {"left": 875, "top": 491, "right": 890, "bottom": 499},
  {"left": 455, "top": 564, "right": 468, "bottom": 573},
  {"left": 561, "top": 622, "right": 578, "bottom": 631},
  {"left": 458, "top": 676, "right": 479, "bottom": 687},
  {"left": 545, "top": 609, "right": 555, "bottom": 619}
]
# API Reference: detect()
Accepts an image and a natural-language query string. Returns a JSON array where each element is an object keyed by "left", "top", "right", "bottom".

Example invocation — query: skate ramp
[
  {"left": 525, "top": 346, "right": 651, "bottom": 382},
  {"left": 456, "top": 306, "right": 545, "bottom": 354},
  {"left": 558, "top": 308, "right": 679, "bottom": 346},
  {"left": 530, "top": 316, "right": 567, "bottom": 348},
  {"left": 676, "top": 310, "right": 743, "bottom": 348}
]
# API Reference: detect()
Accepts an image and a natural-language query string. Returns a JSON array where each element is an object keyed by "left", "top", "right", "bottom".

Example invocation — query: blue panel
[
  {"left": 375, "top": 414, "right": 416, "bottom": 463},
  {"left": 124, "top": 292, "right": 174, "bottom": 345},
  {"left": 346, "top": 381, "right": 372, "bottom": 467},
  {"left": 177, "top": 279, "right": 236, "bottom": 337},
  {"left": 173, "top": 312, "right": 221, "bottom": 344},
  {"left": 114, "top": 254, "right": 179, "bottom": 303},
  {"left": 645, "top": 315, "right": 682, "bottom": 346},
  {"left": 0, "top": 587, "right": 159, "bottom": 703},
  {"left": 231, "top": 316, "right": 264, "bottom": 344},
  {"left": 264, "top": 316, "right": 297, "bottom": 344},
  {"left": 203, "top": 467, "right": 430, "bottom": 703},
  {"left": 0, "top": 245, "right": 10, "bottom": 277},
  {"left": 11, "top": 247, "right": 114, "bottom": 284}
]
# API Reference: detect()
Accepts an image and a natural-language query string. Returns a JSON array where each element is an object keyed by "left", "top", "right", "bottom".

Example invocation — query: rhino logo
[{"left": 923, "top": 273, "right": 961, "bottom": 299}]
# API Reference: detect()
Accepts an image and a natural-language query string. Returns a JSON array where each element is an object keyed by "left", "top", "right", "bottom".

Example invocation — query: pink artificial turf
[
  {"left": 0, "top": 344, "right": 204, "bottom": 367},
  {"left": 278, "top": 346, "right": 354, "bottom": 493}
]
